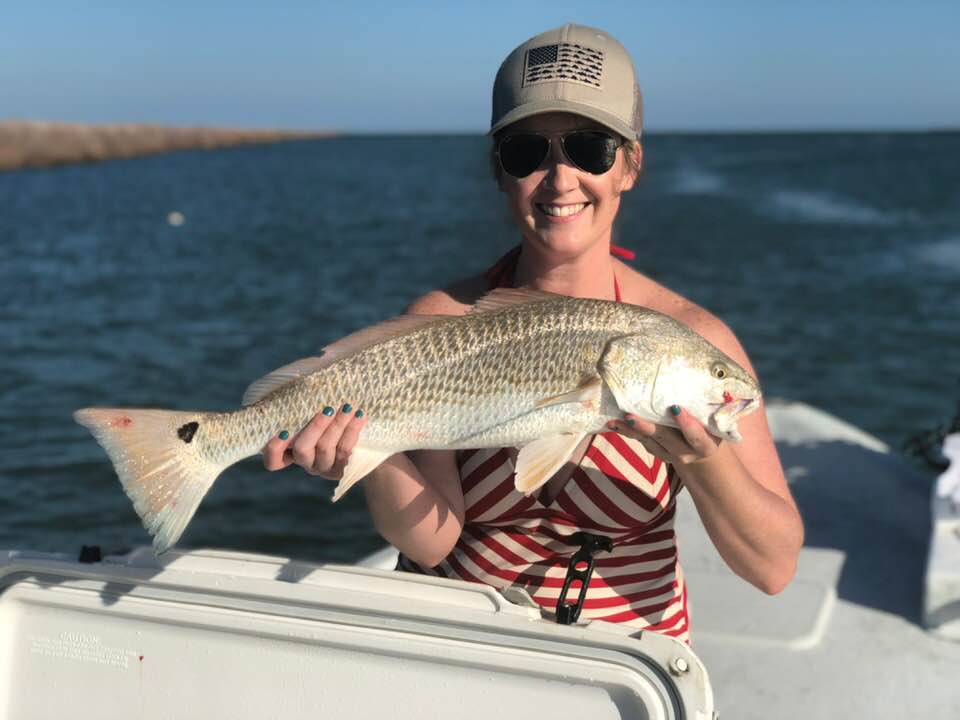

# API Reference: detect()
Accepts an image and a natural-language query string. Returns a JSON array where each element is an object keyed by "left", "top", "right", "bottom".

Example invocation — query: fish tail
[{"left": 74, "top": 407, "right": 228, "bottom": 554}]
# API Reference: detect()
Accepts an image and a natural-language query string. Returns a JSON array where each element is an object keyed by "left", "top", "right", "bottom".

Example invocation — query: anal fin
[
  {"left": 331, "top": 446, "right": 392, "bottom": 502},
  {"left": 514, "top": 433, "right": 587, "bottom": 495}
]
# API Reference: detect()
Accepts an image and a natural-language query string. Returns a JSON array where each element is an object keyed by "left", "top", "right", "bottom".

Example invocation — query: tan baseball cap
[{"left": 490, "top": 23, "right": 643, "bottom": 140}]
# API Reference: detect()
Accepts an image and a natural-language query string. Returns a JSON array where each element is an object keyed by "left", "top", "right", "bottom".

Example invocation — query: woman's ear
[
  {"left": 490, "top": 143, "right": 506, "bottom": 192},
  {"left": 619, "top": 142, "right": 643, "bottom": 192}
]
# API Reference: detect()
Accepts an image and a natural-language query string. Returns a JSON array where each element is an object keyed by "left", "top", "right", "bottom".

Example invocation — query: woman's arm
[
  {"left": 262, "top": 413, "right": 465, "bottom": 567},
  {"left": 360, "top": 287, "right": 475, "bottom": 566},
  {"left": 362, "top": 450, "right": 465, "bottom": 567},
  {"left": 610, "top": 314, "right": 804, "bottom": 594}
]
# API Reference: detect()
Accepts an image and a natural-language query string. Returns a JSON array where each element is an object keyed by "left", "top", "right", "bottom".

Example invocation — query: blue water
[{"left": 2, "top": 133, "right": 958, "bottom": 561}]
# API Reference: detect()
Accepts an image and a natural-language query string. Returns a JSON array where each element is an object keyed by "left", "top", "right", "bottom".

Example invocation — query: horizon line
[
  {"left": 342, "top": 126, "right": 960, "bottom": 136},
  {"left": 3, "top": 118, "right": 957, "bottom": 137}
]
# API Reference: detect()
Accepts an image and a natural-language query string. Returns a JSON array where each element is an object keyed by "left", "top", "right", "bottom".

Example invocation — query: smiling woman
[
  {"left": 492, "top": 112, "right": 640, "bottom": 263},
  {"left": 263, "top": 22, "right": 804, "bottom": 644}
]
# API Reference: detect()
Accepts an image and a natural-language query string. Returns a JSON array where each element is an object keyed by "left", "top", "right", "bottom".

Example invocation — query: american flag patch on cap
[
  {"left": 523, "top": 42, "right": 603, "bottom": 88},
  {"left": 527, "top": 45, "right": 559, "bottom": 67}
]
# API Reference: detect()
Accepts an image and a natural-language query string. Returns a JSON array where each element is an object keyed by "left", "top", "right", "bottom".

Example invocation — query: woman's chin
[{"left": 524, "top": 228, "right": 605, "bottom": 257}]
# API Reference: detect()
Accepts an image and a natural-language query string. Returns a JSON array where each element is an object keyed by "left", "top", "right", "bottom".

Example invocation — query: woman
[{"left": 263, "top": 24, "right": 803, "bottom": 643}]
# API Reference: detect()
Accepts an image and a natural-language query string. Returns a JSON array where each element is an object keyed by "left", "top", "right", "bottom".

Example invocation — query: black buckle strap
[{"left": 555, "top": 531, "right": 613, "bottom": 625}]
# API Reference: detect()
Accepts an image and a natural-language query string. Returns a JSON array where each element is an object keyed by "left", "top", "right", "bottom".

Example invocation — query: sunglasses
[{"left": 496, "top": 131, "right": 623, "bottom": 178}]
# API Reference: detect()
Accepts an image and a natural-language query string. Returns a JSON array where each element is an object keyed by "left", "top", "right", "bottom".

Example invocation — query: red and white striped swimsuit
[{"left": 399, "top": 247, "right": 691, "bottom": 643}]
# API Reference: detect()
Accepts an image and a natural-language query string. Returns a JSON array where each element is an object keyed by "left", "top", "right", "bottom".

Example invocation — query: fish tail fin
[{"left": 74, "top": 407, "right": 227, "bottom": 554}]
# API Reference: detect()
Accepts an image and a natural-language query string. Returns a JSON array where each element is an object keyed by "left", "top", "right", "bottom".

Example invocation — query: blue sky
[{"left": 2, "top": 1, "right": 956, "bottom": 132}]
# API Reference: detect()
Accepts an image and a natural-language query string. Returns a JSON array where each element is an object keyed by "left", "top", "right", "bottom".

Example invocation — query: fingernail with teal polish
[
  {"left": 669, "top": 405, "right": 681, "bottom": 416},
  {"left": 322, "top": 406, "right": 334, "bottom": 417},
  {"left": 278, "top": 430, "right": 289, "bottom": 441},
  {"left": 355, "top": 409, "right": 364, "bottom": 418},
  {"left": 626, "top": 418, "right": 635, "bottom": 427},
  {"left": 341, "top": 403, "right": 353, "bottom": 414}
]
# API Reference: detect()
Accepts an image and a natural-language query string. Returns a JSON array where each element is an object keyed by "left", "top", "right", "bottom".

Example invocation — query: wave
[
  {"left": 915, "top": 238, "right": 960, "bottom": 271},
  {"left": 668, "top": 166, "right": 726, "bottom": 195},
  {"left": 865, "top": 237, "right": 960, "bottom": 277},
  {"left": 765, "top": 190, "right": 894, "bottom": 225}
]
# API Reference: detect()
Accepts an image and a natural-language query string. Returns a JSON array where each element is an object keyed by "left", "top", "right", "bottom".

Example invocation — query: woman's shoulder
[
  {"left": 616, "top": 262, "right": 754, "bottom": 372},
  {"left": 405, "top": 273, "right": 490, "bottom": 317}
]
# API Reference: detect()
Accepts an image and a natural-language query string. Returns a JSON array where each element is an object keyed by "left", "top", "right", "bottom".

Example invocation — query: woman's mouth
[{"left": 536, "top": 202, "right": 589, "bottom": 219}]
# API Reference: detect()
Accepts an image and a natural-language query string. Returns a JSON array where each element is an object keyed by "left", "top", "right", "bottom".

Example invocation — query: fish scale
[{"left": 74, "top": 289, "right": 761, "bottom": 552}]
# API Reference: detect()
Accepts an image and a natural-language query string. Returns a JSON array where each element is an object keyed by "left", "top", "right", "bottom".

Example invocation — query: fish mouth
[
  {"left": 710, "top": 396, "right": 761, "bottom": 421},
  {"left": 708, "top": 395, "right": 761, "bottom": 440}
]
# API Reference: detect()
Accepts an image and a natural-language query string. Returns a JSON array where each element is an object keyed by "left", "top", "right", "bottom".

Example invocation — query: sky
[{"left": 2, "top": 1, "right": 957, "bottom": 133}]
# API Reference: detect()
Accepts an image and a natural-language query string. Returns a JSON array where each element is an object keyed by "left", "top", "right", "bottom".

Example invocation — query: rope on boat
[{"left": 903, "top": 386, "right": 960, "bottom": 471}]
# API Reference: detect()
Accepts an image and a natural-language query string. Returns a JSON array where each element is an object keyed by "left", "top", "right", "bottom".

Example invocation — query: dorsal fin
[
  {"left": 241, "top": 314, "right": 449, "bottom": 406},
  {"left": 241, "top": 356, "right": 329, "bottom": 406},
  {"left": 468, "top": 288, "right": 562, "bottom": 315},
  {"left": 320, "top": 314, "right": 449, "bottom": 365}
]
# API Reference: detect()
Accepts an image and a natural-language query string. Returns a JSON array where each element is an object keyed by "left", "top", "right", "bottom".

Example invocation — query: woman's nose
[{"left": 543, "top": 140, "right": 578, "bottom": 193}]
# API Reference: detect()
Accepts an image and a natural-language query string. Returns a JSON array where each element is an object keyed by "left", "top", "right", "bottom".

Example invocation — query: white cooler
[{"left": 0, "top": 547, "right": 714, "bottom": 719}]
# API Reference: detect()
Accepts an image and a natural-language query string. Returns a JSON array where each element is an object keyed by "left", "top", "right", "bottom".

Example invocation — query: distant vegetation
[{"left": 0, "top": 121, "right": 332, "bottom": 170}]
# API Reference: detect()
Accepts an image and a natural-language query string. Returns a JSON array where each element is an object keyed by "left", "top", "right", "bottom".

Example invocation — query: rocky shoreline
[{"left": 0, "top": 121, "right": 332, "bottom": 170}]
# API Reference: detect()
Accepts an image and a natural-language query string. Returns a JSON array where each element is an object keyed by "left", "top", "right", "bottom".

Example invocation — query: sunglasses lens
[
  {"left": 498, "top": 134, "right": 549, "bottom": 178},
  {"left": 563, "top": 131, "right": 620, "bottom": 174}
]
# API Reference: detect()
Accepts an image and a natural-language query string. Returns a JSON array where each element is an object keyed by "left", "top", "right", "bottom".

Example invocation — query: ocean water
[{"left": 2, "top": 132, "right": 958, "bottom": 561}]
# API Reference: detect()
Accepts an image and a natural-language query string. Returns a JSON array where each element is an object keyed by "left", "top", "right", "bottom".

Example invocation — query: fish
[{"left": 74, "top": 289, "right": 761, "bottom": 553}]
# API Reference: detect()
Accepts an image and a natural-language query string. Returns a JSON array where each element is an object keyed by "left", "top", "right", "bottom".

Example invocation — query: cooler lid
[{"left": 0, "top": 547, "right": 714, "bottom": 720}]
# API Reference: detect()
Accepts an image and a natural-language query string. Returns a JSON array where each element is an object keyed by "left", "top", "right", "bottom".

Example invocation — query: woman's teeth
[{"left": 538, "top": 202, "right": 588, "bottom": 217}]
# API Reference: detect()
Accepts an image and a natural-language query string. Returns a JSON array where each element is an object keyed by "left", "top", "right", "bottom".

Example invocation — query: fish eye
[{"left": 711, "top": 362, "right": 728, "bottom": 380}]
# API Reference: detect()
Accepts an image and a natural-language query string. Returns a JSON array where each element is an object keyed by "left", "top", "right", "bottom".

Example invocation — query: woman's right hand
[{"left": 262, "top": 403, "right": 367, "bottom": 481}]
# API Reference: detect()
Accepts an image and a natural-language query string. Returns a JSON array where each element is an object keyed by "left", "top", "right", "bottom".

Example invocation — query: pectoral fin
[
  {"left": 598, "top": 340, "right": 633, "bottom": 412},
  {"left": 534, "top": 376, "right": 603, "bottom": 411},
  {"left": 648, "top": 358, "right": 669, "bottom": 417},
  {"left": 331, "top": 446, "right": 392, "bottom": 502},
  {"left": 514, "top": 433, "right": 587, "bottom": 495}
]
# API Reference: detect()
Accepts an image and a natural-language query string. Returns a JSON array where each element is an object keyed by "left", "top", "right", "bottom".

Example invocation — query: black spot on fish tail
[{"left": 177, "top": 421, "right": 199, "bottom": 443}]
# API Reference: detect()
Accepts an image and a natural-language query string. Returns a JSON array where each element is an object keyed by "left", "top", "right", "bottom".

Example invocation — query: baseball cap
[{"left": 490, "top": 23, "right": 643, "bottom": 141}]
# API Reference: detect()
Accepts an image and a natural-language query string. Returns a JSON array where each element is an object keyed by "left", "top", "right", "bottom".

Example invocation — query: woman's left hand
[{"left": 607, "top": 405, "right": 722, "bottom": 467}]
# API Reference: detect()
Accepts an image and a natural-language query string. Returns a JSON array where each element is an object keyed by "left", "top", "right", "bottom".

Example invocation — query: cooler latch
[{"left": 555, "top": 531, "right": 613, "bottom": 625}]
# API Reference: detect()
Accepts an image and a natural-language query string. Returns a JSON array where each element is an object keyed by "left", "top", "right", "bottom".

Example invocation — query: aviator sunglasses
[{"left": 496, "top": 130, "right": 623, "bottom": 178}]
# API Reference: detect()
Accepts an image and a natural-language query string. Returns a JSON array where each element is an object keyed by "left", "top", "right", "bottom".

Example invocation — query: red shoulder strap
[{"left": 484, "top": 246, "right": 522, "bottom": 290}]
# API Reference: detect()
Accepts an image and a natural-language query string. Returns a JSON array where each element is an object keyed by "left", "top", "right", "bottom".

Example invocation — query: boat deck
[{"left": 681, "top": 400, "right": 960, "bottom": 718}]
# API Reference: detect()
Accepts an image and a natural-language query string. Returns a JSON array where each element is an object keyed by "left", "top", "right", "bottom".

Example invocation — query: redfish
[{"left": 75, "top": 289, "right": 760, "bottom": 553}]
